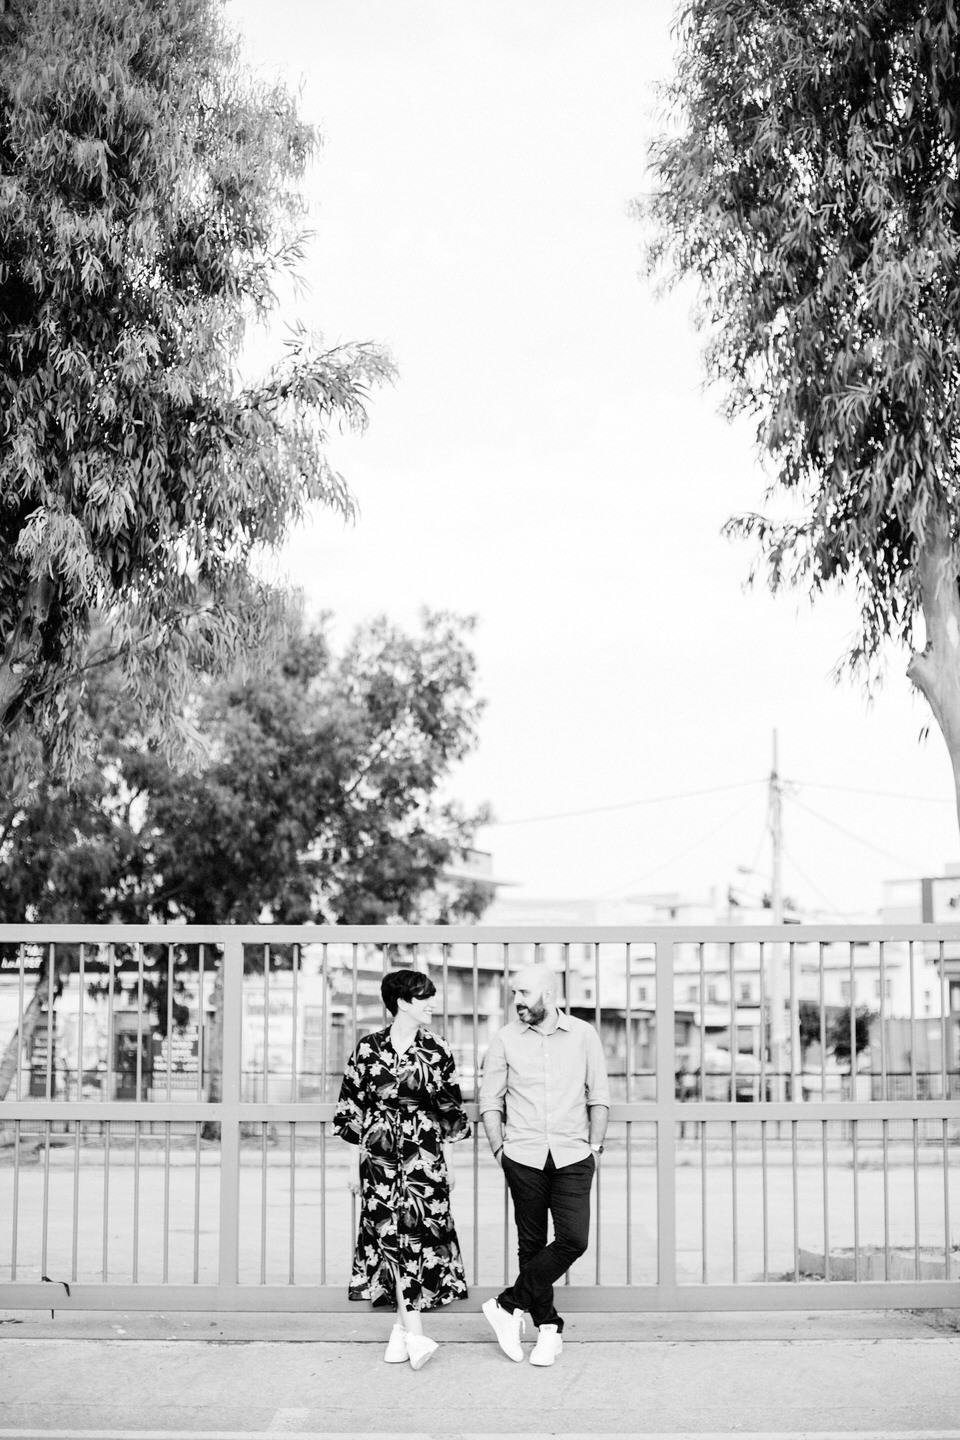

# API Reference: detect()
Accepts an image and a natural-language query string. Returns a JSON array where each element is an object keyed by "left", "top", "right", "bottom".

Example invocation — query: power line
[
  {"left": 485, "top": 778, "right": 766, "bottom": 828},
  {"left": 789, "top": 778, "right": 951, "bottom": 805},
  {"left": 789, "top": 794, "right": 922, "bottom": 871},
  {"left": 594, "top": 796, "right": 757, "bottom": 900}
]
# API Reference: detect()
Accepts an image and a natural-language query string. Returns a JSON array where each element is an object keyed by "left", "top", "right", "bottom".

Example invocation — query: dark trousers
[{"left": 498, "top": 1151, "right": 595, "bottom": 1332}]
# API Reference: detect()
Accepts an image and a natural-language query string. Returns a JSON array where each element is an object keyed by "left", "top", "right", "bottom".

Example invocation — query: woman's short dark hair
[{"left": 381, "top": 968, "right": 436, "bottom": 1017}]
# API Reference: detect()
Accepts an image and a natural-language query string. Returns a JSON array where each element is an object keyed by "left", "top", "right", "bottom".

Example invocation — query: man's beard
[{"left": 517, "top": 998, "right": 547, "bottom": 1026}]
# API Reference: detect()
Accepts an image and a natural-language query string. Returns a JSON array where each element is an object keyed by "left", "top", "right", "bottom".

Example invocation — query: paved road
[{"left": 0, "top": 1309, "right": 959, "bottom": 1437}]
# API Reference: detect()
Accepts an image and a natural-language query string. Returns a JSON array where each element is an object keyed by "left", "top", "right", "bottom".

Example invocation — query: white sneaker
[
  {"left": 383, "top": 1322, "right": 408, "bottom": 1363},
  {"left": 529, "top": 1323, "right": 562, "bottom": 1366},
  {"left": 406, "top": 1333, "right": 438, "bottom": 1371},
  {"left": 482, "top": 1297, "right": 525, "bottom": 1361}
]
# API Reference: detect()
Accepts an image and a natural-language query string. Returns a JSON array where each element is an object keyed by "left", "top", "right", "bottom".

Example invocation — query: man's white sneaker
[
  {"left": 406, "top": 1333, "right": 438, "bottom": 1371},
  {"left": 482, "top": 1297, "right": 525, "bottom": 1361},
  {"left": 383, "top": 1323, "right": 408, "bottom": 1363},
  {"left": 529, "top": 1323, "right": 562, "bottom": 1366}
]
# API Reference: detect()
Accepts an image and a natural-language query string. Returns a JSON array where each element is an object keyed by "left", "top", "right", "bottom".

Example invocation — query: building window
[
  {"left": 739, "top": 982, "right": 752, "bottom": 1003},
  {"left": 707, "top": 984, "right": 719, "bottom": 1004},
  {"left": 687, "top": 984, "right": 699, "bottom": 1003},
  {"left": 635, "top": 984, "right": 649, "bottom": 1005}
]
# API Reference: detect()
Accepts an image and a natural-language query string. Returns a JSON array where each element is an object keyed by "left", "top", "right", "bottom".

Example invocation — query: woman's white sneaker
[
  {"left": 529, "top": 1324, "right": 562, "bottom": 1366},
  {"left": 406, "top": 1333, "right": 438, "bottom": 1370},
  {"left": 383, "top": 1323, "right": 409, "bottom": 1363}
]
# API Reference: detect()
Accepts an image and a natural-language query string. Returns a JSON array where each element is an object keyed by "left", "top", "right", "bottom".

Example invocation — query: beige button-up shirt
[{"left": 478, "top": 1010, "right": 610, "bottom": 1170}]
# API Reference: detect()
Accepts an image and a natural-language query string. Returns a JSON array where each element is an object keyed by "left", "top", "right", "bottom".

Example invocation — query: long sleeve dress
[{"left": 333, "top": 1026, "right": 471, "bottom": 1312}]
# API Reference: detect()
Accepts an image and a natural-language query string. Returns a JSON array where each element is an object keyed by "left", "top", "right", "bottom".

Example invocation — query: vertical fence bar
[
  {"left": 822, "top": 1119, "right": 831, "bottom": 1281},
  {"left": 852, "top": 1118, "right": 860, "bottom": 1282},
  {"left": 15, "top": 945, "right": 26, "bottom": 1102},
  {"left": 847, "top": 942, "right": 856, "bottom": 1107},
  {"left": 913, "top": 1117, "right": 921, "bottom": 1278},
  {"left": 193, "top": 1122, "right": 202, "bottom": 1285},
  {"left": 907, "top": 942, "right": 915, "bottom": 1104},
  {"left": 320, "top": 1120, "right": 327, "bottom": 1286},
  {"left": 45, "top": 945, "right": 55, "bottom": 1100},
  {"left": 939, "top": 943, "right": 949, "bottom": 1103},
  {"left": 197, "top": 944, "right": 206, "bottom": 1104},
  {"left": 758, "top": 941, "right": 767, "bottom": 1108},
  {"left": 290, "top": 943, "right": 300, "bottom": 1103},
  {"left": 260, "top": 1120, "right": 269, "bottom": 1285},
  {"left": 289, "top": 1122, "right": 297, "bottom": 1285},
  {"left": 818, "top": 943, "right": 827, "bottom": 1107},
  {"left": 10, "top": 1121, "right": 19, "bottom": 1278},
  {"left": 943, "top": 1118, "right": 951, "bottom": 1277},
  {"left": 655, "top": 934, "right": 677, "bottom": 1297},
  {"left": 727, "top": 943, "right": 737, "bottom": 1107},
  {"left": 593, "top": 939, "right": 602, "bottom": 1287},
  {"left": 163, "top": 1121, "right": 172, "bottom": 1283},
  {"left": 698, "top": 942, "right": 706, "bottom": 1103},
  {"left": 882, "top": 1117, "right": 890, "bottom": 1281},
  {"left": 791, "top": 1119, "right": 800, "bottom": 1282},
  {"left": 218, "top": 933, "right": 244, "bottom": 1290},
  {"left": 700, "top": 1115, "right": 708, "bottom": 1284},
  {"left": 77, "top": 944, "right": 86, "bottom": 1103},
  {"left": 133, "top": 1121, "right": 141, "bottom": 1284},
  {"left": 106, "top": 944, "right": 116, "bottom": 1114},
  {"left": 40, "top": 1120, "right": 51, "bottom": 1274},
  {"left": 502, "top": 943, "right": 511, "bottom": 1286},
  {"left": 730, "top": 1118, "right": 739, "bottom": 1284},
  {"left": 761, "top": 1116, "right": 769, "bottom": 1282},
  {"left": 101, "top": 1120, "right": 110, "bottom": 1282},
  {"left": 879, "top": 940, "right": 889, "bottom": 1103},
  {"left": 71, "top": 1121, "right": 81, "bottom": 1282},
  {"left": 320, "top": 943, "right": 328, "bottom": 1103},
  {"left": 624, "top": 942, "right": 632, "bottom": 1287},
  {"left": 262, "top": 943, "right": 271, "bottom": 1106},
  {"left": 166, "top": 945, "right": 175, "bottom": 1102},
  {"left": 136, "top": 943, "right": 144, "bottom": 1105},
  {"left": 788, "top": 941, "right": 798, "bottom": 1105},
  {"left": 471, "top": 942, "right": 480, "bottom": 1287}
]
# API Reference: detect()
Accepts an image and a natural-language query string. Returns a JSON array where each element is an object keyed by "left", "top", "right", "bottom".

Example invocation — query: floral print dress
[{"left": 333, "top": 1026, "right": 471, "bottom": 1312}]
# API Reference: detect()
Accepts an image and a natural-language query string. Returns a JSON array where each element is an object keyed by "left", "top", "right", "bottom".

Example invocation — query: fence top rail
[{"left": 1, "top": 922, "right": 960, "bottom": 946}]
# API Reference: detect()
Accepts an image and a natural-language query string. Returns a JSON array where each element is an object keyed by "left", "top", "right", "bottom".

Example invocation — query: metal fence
[{"left": 1, "top": 923, "right": 958, "bottom": 1312}]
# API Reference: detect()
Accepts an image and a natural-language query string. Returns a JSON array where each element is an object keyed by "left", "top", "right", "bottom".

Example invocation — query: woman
[{"left": 333, "top": 968, "right": 471, "bottom": 1369}]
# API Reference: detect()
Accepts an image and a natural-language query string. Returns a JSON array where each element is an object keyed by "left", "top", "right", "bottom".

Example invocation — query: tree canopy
[
  {"left": 0, "top": 608, "right": 490, "bottom": 926},
  {"left": 643, "top": 1, "right": 960, "bottom": 819},
  {"left": 0, "top": 0, "right": 391, "bottom": 785}
]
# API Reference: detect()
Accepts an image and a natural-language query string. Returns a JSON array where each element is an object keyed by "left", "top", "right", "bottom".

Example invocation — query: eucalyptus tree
[
  {"left": 644, "top": 1, "right": 960, "bottom": 822},
  {"left": 0, "top": 0, "right": 391, "bottom": 785}
]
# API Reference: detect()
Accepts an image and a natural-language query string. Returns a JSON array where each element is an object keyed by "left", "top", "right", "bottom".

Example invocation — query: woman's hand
[
  {"left": 347, "top": 1148, "right": 362, "bottom": 1195},
  {"left": 444, "top": 1143, "right": 456, "bottom": 1192}
]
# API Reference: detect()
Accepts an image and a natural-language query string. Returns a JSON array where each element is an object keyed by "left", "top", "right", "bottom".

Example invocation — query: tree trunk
[
  {"left": 0, "top": 576, "right": 54, "bottom": 730},
  {"left": 906, "top": 525, "right": 960, "bottom": 832}
]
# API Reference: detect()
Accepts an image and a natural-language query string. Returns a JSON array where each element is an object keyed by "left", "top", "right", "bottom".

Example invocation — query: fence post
[{"left": 218, "top": 932, "right": 244, "bottom": 1290}]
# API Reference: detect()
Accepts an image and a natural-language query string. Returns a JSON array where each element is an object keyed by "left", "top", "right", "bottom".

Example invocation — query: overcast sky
[{"left": 226, "top": 0, "right": 959, "bottom": 919}]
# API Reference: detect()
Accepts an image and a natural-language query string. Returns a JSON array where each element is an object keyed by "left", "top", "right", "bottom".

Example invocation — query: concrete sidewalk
[{"left": 0, "top": 1308, "right": 958, "bottom": 1439}]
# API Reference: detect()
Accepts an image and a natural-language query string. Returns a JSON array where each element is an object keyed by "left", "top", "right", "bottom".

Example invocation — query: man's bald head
[{"left": 510, "top": 964, "right": 561, "bottom": 1028}]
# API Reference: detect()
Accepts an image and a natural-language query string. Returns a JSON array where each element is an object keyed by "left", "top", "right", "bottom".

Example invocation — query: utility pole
[{"left": 767, "top": 730, "right": 785, "bottom": 1098}]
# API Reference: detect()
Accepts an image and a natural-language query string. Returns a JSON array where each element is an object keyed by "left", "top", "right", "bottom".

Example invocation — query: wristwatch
[{"left": 590, "top": 1143, "right": 604, "bottom": 1154}]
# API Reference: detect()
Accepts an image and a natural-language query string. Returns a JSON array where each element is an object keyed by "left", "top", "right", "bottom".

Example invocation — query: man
[{"left": 478, "top": 963, "right": 610, "bottom": 1366}]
